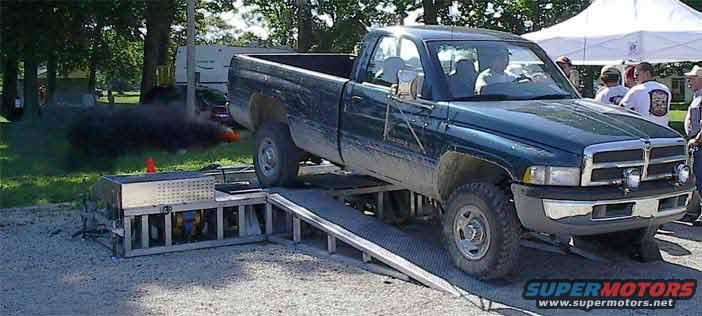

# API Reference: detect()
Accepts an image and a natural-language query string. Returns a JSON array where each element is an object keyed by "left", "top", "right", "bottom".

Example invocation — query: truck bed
[
  {"left": 247, "top": 54, "right": 356, "bottom": 79},
  {"left": 228, "top": 53, "right": 356, "bottom": 164}
]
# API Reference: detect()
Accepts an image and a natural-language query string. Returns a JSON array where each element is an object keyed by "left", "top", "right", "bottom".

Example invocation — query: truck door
[
  {"left": 339, "top": 35, "right": 398, "bottom": 180},
  {"left": 341, "top": 36, "right": 436, "bottom": 194}
]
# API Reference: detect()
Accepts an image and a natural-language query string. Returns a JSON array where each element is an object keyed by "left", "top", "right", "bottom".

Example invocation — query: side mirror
[{"left": 394, "top": 69, "right": 423, "bottom": 101}]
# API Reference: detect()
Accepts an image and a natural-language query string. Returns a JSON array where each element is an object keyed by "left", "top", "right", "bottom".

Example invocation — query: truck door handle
[{"left": 351, "top": 96, "right": 363, "bottom": 103}]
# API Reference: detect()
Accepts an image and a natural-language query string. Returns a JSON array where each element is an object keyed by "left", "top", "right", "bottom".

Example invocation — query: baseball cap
[
  {"left": 556, "top": 56, "right": 572, "bottom": 66},
  {"left": 600, "top": 65, "right": 621, "bottom": 82},
  {"left": 600, "top": 65, "right": 620, "bottom": 77},
  {"left": 684, "top": 65, "right": 702, "bottom": 77}
]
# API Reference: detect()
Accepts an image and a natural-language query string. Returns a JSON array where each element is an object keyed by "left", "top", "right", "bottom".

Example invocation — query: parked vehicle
[
  {"left": 174, "top": 45, "right": 291, "bottom": 96},
  {"left": 142, "top": 85, "right": 235, "bottom": 126},
  {"left": 227, "top": 26, "right": 694, "bottom": 279}
]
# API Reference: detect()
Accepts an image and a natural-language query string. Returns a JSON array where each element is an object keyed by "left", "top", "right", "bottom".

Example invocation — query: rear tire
[
  {"left": 254, "top": 122, "right": 302, "bottom": 187},
  {"left": 442, "top": 183, "right": 520, "bottom": 279}
]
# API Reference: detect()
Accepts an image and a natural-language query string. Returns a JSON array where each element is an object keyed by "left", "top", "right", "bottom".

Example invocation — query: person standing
[
  {"left": 620, "top": 62, "right": 672, "bottom": 127},
  {"left": 682, "top": 65, "right": 702, "bottom": 226},
  {"left": 556, "top": 56, "right": 573, "bottom": 76},
  {"left": 594, "top": 66, "right": 628, "bottom": 105},
  {"left": 624, "top": 65, "right": 636, "bottom": 88},
  {"left": 556, "top": 56, "right": 580, "bottom": 90}
]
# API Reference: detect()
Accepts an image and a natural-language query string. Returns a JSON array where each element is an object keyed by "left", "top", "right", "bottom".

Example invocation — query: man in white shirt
[
  {"left": 594, "top": 66, "right": 628, "bottom": 106},
  {"left": 620, "top": 62, "right": 671, "bottom": 127},
  {"left": 475, "top": 47, "right": 515, "bottom": 94},
  {"left": 681, "top": 65, "right": 702, "bottom": 226}
]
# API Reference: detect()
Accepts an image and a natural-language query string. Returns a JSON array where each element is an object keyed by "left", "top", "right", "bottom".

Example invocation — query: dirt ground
[{"left": 1, "top": 206, "right": 700, "bottom": 316}]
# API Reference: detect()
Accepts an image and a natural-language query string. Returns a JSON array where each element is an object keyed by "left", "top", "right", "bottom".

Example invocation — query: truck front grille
[{"left": 582, "top": 139, "right": 688, "bottom": 186}]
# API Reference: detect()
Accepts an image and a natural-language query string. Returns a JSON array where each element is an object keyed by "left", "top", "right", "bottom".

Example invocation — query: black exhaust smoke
[{"left": 67, "top": 105, "right": 229, "bottom": 159}]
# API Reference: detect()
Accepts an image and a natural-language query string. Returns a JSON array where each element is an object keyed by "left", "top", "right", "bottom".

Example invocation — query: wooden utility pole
[{"left": 186, "top": 0, "right": 196, "bottom": 117}]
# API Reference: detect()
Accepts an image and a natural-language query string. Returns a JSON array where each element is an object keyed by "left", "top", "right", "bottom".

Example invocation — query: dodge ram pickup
[{"left": 228, "top": 26, "right": 694, "bottom": 279}]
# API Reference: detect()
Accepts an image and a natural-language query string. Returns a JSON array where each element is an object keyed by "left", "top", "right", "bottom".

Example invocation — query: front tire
[
  {"left": 442, "top": 183, "right": 520, "bottom": 279},
  {"left": 254, "top": 122, "right": 302, "bottom": 187}
]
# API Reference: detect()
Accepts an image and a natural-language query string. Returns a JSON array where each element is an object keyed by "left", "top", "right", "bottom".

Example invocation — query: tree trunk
[
  {"left": 296, "top": 0, "right": 313, "bottom": 52},
  {"left": 47, "top": 50, "right": 57, "bottom": 104},
  {"left": 423, "top": 0, "right": 437, "bottom": 25},
  {"left": 23, "top": 50, "right": 39, "bottom": 120},
  {"left": 140, "top": 0, "right": 175, "bottom": 102},
  {"left": 1, "top": 56, "right": 18, "bottom": 117},
  {"left": 88, "top": 22, "right": 103, "bottom": 92}
]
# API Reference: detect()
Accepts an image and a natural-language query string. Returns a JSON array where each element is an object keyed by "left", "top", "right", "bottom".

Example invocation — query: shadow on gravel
[
  {"left": 393, "top": 221, "right": 701, "bottom": 316},
  {"left": 656, "top": 238, "right": 693, "bottom": 257},
  {"left": 658, "top": 222, "right": 702, "bottom": 242}
]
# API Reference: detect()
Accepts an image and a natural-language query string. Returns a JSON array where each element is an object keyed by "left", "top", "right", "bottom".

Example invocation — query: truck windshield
[{"left": 428, "top": 40, "right": 578, "bottom": 101}]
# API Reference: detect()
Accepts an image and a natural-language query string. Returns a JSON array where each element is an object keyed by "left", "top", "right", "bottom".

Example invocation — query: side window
[
  {"left": 399, "top": 38, "right": 423, "bottom": 73},
  {"left": 366, "top": 36, "right": 398, "bottom": 86}
]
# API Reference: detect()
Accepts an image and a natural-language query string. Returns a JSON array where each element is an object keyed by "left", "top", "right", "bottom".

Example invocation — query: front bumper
[{"left": 511, "top": 181, "right": 694, "bottom": 235}]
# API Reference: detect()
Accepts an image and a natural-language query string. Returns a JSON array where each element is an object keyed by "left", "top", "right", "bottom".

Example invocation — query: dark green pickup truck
[{"left": 228, "top": 26, "right": 694, "bottom": 279}]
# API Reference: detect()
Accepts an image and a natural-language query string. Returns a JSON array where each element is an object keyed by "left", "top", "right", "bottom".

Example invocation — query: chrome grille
[{"left": 582, "top": 138, "right": 688, "bottom": 186}]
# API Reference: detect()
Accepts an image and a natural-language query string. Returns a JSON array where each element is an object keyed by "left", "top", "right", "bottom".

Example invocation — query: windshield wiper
[
  {"left": 452, "top": 94, "right": 512, "bottom": 101},
  {"left": 526, "top": 94, "right": 572, "bottom": 100}
]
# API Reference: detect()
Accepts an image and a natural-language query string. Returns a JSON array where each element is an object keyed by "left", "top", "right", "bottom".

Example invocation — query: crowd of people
[
  {"left": 556, "top": 57, "right": 702, "bottom": 225},
  {"left": 556, "top": 57, "right": 675, "bottom": 127}
]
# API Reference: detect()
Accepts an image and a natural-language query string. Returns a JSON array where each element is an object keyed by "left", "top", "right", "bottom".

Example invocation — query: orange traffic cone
[{"left": 146, "top": 157, "right": 156, "bottom": 173}]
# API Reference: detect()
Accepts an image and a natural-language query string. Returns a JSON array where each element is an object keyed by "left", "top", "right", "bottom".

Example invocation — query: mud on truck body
[{"left": 227, "top": 26, "right": 694, "bottom": 279}]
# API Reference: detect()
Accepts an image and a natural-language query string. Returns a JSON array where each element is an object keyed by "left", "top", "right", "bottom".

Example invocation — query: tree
[
  {"left": 422, "top": 0, "right": 438, "bottom": 24},
  {"left": 313, "top": 0, "right": 395, "bottom": 52},
  {"left": 244, "top": 0, "right": 398, "bottom": 52},
  {"left": 682, "top": 0, "right": 702, "bottom": 10},
  {"left": 243, "top": 0, "right": 298, "bottom": 48},
  {"left": 437, "top": 0, "right": 592, "bottom": 34},
  {"left": 98, "top": 30, "right": 144, "bottom": 91},
  {"left": 297, "top": 0, "right": 314, "bottom": 52},
  {"left": 140, "top": 0, "right": 176, "bottom": 102},
  {"left": 0, "top": 1, "right": 20, "bottom": 117}
]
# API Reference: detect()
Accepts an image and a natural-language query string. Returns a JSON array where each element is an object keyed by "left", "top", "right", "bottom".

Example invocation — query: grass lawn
[
  {"left": 0, "top": 102, "right": 690, "bottom": 209},
  {"left": 97, "top": 91, "right": 141, "bottom": 105},
  {"left": 669, "top": 110, "right": 686, "bottom": 135},
  {"left": 0, "top": 118, "right": 253, "bottom": 208}
]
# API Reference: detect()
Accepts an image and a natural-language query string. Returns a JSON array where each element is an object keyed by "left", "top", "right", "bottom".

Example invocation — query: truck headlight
[{"left": 523, "top": 166, "right": 580, "bottom": 186}]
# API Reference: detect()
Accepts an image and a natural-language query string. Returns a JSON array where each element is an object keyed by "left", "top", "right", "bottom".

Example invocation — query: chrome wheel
[
  {"left": 454, "top": 205, "right": 491, "bottom": 260},
  {"left": 258, "top": 137, "right": 278, "bottom": 178}
]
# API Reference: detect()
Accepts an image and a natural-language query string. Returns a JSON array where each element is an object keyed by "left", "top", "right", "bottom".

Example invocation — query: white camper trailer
[{"left": 175, "top": 45, "right": 290, "bottom": 95}]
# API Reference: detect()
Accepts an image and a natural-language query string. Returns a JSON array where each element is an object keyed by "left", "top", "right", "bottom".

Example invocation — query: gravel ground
[
  {"left": 0, "top": 207, "right": 492, "bottom": 316},
  {"left": 1, "top": 207, "right": 700, "bottom": 316}
]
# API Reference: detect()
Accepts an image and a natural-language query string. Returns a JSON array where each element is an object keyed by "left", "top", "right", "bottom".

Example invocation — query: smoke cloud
[{"left": 67, "top": 104, "right": 229, "bottom": 158}]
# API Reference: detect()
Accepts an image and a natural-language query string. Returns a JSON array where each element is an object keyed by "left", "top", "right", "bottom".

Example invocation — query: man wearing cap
[
  {"left": 682, "top": 65, "right": 702, "bottom": 226},
  {"left": 595, "top": 66, "right": 629, "bottom": 106},
  {"left": 475, "top": 47, "right": 515, "bottom": 94},
  {"left": 620, "top": 62, "right": 672, "bottom": 127},
  {"left": 556, "top": 56, "right": 580, "bottom": 89}
]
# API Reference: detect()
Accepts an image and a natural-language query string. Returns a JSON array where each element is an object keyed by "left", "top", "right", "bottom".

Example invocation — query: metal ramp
[{"left": 267, "top": 189, "right": 503, "bottom": 297}]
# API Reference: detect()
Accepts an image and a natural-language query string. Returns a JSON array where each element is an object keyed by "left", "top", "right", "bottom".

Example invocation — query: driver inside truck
[{"left": 475, "top": 47, "right": 516, "bottom": 95}]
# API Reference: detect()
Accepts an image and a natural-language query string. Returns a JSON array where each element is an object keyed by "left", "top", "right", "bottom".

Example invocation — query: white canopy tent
[{"left": 522, "top": 0, "right": 702, "bottom": 65}]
